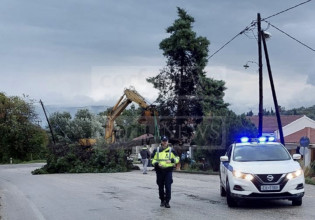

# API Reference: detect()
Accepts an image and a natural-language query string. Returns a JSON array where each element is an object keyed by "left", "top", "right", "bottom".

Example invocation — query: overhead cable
[
  {"left": 262, "top": 0, "right": 312, "bottom": 21},
  {"left": 208, "top": 22, "right": 256, "bottom": 60},
  {"left": 265, "top": 21, "right": 315, "bottom": 52},
  {"left": 208, "top": 0, "right": 313, "bottom": 60}
]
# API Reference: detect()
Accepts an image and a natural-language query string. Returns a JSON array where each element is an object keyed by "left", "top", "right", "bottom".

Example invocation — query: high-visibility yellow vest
[{"left": 152, "top": 146, "right": 179, "bottom": 168}]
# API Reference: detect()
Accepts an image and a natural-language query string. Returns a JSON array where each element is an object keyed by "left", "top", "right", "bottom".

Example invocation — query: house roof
[
  {"left": 285, "top": 127, "right": 315, "bottom": 144},
  {"left": 247, "top": 115, "right": 303, "bottom": 133}
]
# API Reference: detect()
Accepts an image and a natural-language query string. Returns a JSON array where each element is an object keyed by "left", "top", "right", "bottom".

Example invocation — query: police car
[{"left": 219, "top": 137, "right": 305, "bottom": 207}]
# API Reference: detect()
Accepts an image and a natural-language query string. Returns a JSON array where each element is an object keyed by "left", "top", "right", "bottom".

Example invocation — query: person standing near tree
[
  {"left": 140, "top": 145, "right": 150, "bottom": 174},
  {"left": 151, "top": 136, "right": 179, "bottom": 208}
]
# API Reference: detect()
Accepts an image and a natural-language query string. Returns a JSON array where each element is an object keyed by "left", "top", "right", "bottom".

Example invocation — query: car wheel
[
  {"left": 226, "top": 180, "right": 237, "bottom": 207},
  {"left": 219, "top": 174, "right": 226, "bottom": 197},
  {"left": 292, "top": 198, "right": 302, "bottom": 206}
]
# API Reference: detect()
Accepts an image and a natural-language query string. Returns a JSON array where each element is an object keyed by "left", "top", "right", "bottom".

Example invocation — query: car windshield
[{"left": 233, "top": 144, "right": 291, "bottom": 162}]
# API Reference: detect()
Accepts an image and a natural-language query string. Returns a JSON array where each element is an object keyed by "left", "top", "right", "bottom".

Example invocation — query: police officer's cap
[{"left": 161, "top": 136, "right": 168, "bottom": 141}]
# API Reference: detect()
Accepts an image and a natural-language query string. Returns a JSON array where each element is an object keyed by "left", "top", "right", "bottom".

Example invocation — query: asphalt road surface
[{"left": 1, "top": 163, "right": 315, "bottom": 220}]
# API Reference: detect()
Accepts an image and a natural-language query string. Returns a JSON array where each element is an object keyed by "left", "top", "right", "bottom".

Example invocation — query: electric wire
[
  {"left": 207, "top": 32, "right": 243, "bottom": 60},
  {"left": 244, "top": 31, "right": 256, "bottom": 40},
  {"left": 208, "top": 0, "right": 313, "bottom": 60},
  {"left": 265, "top": 21, "right": 315, "bottom": 52},
  {"left": 262, "top": 0, "right": 312, "bottom": 21},
  {"left": 207, "top": 21, "right": 256, "bottom": 60},
  {"left": 251, "top": 29, "right": 258, "bottom": 41}
]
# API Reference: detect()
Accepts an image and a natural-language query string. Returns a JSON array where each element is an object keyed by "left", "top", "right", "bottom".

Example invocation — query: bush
[
  {"left": 32, "top": 168, "right": 48, "bottom": 175},
  {"left": 302, "top": 160, "right": 315, "bottom": 178},
  {"left": 32, "top": 142, "right": 133, "bottom": 174},
  {"left": 193, "top": 148, "right": 225, "bottom": 172},
  {"left": 305, "top": 177, "right": 315, "bottom": 185},
  {"left": 300, "top": 161, "right": 315, "bottom": 186},
  {"left": 310, "top": 161, "right": 315, "bottom": 176}
]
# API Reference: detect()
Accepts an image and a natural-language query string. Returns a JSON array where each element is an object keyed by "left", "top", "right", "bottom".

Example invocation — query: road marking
[{"left": 0, "top": 182, "right": 46, "bottom": 220}]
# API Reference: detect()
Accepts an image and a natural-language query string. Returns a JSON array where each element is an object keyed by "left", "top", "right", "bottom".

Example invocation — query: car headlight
[
  {"left": 233, "top": 170, "right": 254, "bottom": 181},
  {"left": 286, "top": 169, "right": 303, "bottom": 180}
]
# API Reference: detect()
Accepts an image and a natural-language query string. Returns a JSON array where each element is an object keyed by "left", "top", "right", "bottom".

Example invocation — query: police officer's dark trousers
[{"left": 156, "top": 169, "right": 173, "bottom": 202}]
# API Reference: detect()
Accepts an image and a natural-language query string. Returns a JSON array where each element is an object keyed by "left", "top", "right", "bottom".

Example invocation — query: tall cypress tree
[{"left": 147, "top": 7, "right": 227, "bottom": 142}]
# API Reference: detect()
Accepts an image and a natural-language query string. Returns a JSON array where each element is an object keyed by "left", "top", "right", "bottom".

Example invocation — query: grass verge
[
  {"left": 19, "top": 160, "right": 47, "bottom": 164},
  {"left": 305, "top": 177, "right": 315, "bottom": 185}
]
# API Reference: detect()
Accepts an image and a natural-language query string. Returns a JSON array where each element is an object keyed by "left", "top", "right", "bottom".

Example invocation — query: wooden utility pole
[
  {"left": 40, "top": 100, "right": 56, "bottom": 144},
  {"left": 257, "top": 13, "right": 263, "bottom": 137},
  {"left": 261, "top": 31, "right": 285, "bottom": 145}
]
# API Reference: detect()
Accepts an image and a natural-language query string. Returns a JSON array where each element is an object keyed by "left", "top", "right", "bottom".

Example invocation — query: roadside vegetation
[
  {"left": 19, "top": 160, "right": 47, "bottom": 164},
  {"left": 303, "top": 161, "right": 315, "bottom": 185},
  {"left": 1, "top": 8, "right": 314, "bottom": 176},
  {"left": 32, "top": 141, "right": 133, "bottom": 174},
  {"left": 0, "top": 93, "right": 48, "bottom": 164}
]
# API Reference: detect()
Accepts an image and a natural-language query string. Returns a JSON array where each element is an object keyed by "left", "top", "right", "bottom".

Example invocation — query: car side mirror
[
  {"left": 220, "top": 156, "right": 229, "bottom": 162},
  {"left": 293, "top": 154, "right": 301, "bottom": 160}
]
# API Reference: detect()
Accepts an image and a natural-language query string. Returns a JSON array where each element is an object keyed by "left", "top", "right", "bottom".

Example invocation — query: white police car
[{"left": 220, "top": 137, "right": 305, "bottom": 207}]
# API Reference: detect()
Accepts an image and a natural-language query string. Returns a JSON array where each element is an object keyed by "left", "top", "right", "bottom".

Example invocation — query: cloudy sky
[{"left": 1, "top": 0, "right": 314, "bottom": 114}]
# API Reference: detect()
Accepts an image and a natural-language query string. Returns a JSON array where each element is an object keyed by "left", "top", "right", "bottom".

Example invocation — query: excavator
[{"left": 105, "top": 87, "right": 159, "bottom": 144}]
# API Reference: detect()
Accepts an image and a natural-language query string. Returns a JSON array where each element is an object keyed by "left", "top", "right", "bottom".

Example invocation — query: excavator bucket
[
  {"left": 138, "top": 110, "right": 153, "bottom": 124},
  {"left": 138, "top": 108, "right": 159, "bottom": 138}
]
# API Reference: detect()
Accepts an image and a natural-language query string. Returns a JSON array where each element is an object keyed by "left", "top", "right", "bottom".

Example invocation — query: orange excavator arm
[{"left": 105, "top": 88, "right": 156, "bottom": 144}]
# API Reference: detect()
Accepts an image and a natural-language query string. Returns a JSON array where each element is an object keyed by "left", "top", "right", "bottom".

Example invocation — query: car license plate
[{"left": 261, "top": 185, "right": 280, "bottom": 191}]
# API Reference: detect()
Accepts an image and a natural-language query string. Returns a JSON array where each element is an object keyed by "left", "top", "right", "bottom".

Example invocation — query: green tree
[
  {"left": 147, "top": 7, "right": 227, "bottom": 141},
  {"left": 0, "top": 93, "right": 48, "bottom": 162},
  {"left": 48, "top": 112, "right": 73, "bottom": 143},
  {"left": 72, "top": 109, "right": 104, "bottom": 140},
  {"left": 48, "top": 109, "right": 105, "bottom": 143},
  {"left": 281, "top": 105, "right": 315, "bottom": 120},
  {"left": 200, "top": 77, "right": 228, "bottom": 114},
  {"left": 193, "top": 109, "right": 257, "bottom": 171},
  {"left": 194, "top": 110, "right": 257, "bottom": 147},
  {"left": 246, "top": 110, "right": 254, "bottom": 116}
]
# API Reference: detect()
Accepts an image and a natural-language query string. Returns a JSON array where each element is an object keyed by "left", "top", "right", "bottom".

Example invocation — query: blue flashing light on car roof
[
  {"left": 237, "top": 136, "right": 276, "bottom": 144},
  {"left": 240, "top": 137, "right": 249, "bottom": 143}
]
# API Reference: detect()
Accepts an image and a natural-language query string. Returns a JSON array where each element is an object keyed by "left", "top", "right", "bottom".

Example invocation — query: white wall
[{"left": 275, "top": 116, "right": 315, "bottom": 138}]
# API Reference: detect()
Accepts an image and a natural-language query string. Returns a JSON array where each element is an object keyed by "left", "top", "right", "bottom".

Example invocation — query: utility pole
[
  {"left": 257, "top": 13, "right": 263, "bottom": 137},
  {"left": 261, "top": 31, "right": 285, "bottom": 145},
  {"left": 40, "top": 100, "right": 56, "bottom": 144}
]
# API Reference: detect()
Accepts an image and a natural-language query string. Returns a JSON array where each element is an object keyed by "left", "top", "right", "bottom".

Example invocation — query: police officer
[{"left": 151, "top": 136, "right": 179, "bottom": 208}]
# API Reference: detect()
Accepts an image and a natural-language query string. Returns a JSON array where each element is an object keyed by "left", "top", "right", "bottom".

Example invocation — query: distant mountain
[{"left": 35, "top": 105, "right": 106, "bottom": 127}]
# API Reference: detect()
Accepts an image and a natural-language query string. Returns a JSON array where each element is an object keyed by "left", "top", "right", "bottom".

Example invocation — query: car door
[{"left": 220, "top": 145, "right": 232, "bottom": 187}]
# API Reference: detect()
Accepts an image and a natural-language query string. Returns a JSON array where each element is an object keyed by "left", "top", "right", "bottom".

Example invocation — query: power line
[
  {"left": 208, "top": 22, "right": 256, "bottom": 60},
  {"left": 207, "top": 32, "right": 242, "bottom": 60},
  {"left": 265, "top": 21, "right": 315, "bottom": 52},
  {"left": 208, "top": 0, "right": 313, "bottom": 60},
  {"left": 262, "top": 0, "right": 312, "bottom": 21}
]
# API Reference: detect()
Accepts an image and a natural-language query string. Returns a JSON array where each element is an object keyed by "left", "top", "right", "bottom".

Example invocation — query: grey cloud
[
  {"left": 1, "top": 0, "right": 314, "bottom": 113},
  {"left": 307, "top": 73, "right": 315, "bottom": 86}
]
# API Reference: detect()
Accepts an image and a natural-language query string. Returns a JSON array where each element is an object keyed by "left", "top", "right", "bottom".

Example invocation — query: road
[{"left": 1, "top": 163, "right": 315, "bottom": 220}]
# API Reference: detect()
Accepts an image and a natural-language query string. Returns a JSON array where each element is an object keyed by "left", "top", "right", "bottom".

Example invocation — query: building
[{"left": 248, "top": 115, "right": 315, "bottom": 167}]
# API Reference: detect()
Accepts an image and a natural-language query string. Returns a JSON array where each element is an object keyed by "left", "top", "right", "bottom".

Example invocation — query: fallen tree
[{"left": 32, "top": 141, "right": 134, "bottom": 174}]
